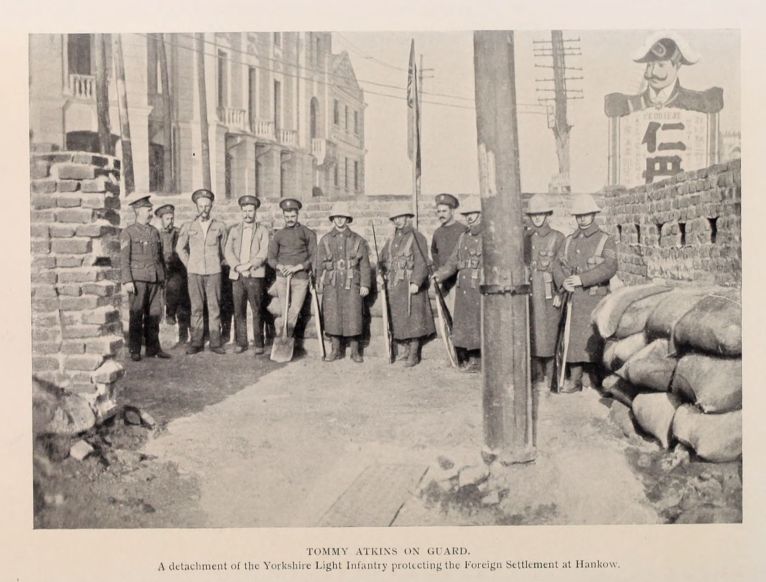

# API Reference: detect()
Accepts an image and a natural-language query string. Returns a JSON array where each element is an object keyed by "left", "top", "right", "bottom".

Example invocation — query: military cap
[
  {"left": 279, "top": 198, "right": 302, "bottom": 211},
  {"left": 459, "top": 197, "right": 482, "bottom": 215},
  {"left": 525, "top": 194, "right": 554, "bottom": 215},
  {"left": 125, "top": 192, "right": 153, "bottom": 208},
  {"left": 238, "top": 195, "right": 260, "bottom": 209},
  {"left": 434, "top": 193, "right": 459, "bottom": 209},
  {"left": 154, "top": 203, "right": 175, "bottom": 217},
  {"left": 388, "top": 204, "right": 415, "bottom": 220},
  {"left": 633, "top": 32, "right": 698, "bottom": 65},
  {"left": 328, "top": 201, "right": 353, "bottom": 223},
  {"left": 570, "top": 194, "right": 601, "bottom": 216},
  {"left": 191, "top": 189, "right": 215, "bottom": 203}
]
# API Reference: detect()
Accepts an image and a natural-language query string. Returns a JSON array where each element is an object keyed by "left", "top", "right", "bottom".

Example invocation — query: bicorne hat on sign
[
  {"left": 632, "top": 31, "right": 699, "bottom": 65},
  {"left": 434, "top": 193, "right": 459, "bottom": 209},
  {"left": 279, "top": 198, "right": 302, "bottom": 211},
  {"left": 154, "top": 203, "right": 175, "bottom": 217},
  {"left": 238, "top": 195, "right": 260, "bottom": 209},
  {"left": 570, "top": 194, "right": 601, "bottom": 216},
  {"left": 328, "top": 201, "right": 354, "bottom": 223},
  {"left": 525, "top": 194, "right": 554, "bottom": 215},
  {"left": 125, "top": 192, "right": 153, "bottom": 208},
  {"left": 459, "top": 197, "right": 482, "bottom": 215},
  {"left": 191, "top": 189, "right": 215, "bottom": 203}
]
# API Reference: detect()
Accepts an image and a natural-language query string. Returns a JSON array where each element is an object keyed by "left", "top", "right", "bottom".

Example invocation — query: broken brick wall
[
  {"left": 30, "top": 150, "right": 125, "bottom": 419},
  {"left": 601, "top": 159, "right": 741, "bottom": 287}
]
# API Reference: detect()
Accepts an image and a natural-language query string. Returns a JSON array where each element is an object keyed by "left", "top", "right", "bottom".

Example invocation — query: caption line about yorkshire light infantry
[{"left": 155, "top": 546, "right": 620, "bottom": 575}]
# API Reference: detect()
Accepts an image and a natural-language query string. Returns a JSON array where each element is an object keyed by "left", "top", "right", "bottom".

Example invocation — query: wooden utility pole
[
  {"left": 551, "top": 30, "right": 571, "bottom": 192},
  {"left": 157, "top": 33, "right": 173, "bottom": 192},
  {"left": 473, "top": 31, "right": 535, "bottom": 464},
  {"left": 112, "top": 33, "right": 135, "bottom": 194},
  {"left": 196, "top": 33, "right": 212, "bottom": 190},
  {"left": 94, "top": 34, "right": 113, "bottom": 156}
]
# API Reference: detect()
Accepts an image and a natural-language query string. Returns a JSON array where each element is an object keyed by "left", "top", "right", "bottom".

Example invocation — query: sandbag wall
[{"left": 594, "top": 283, "right": 742, "bottom": 462}]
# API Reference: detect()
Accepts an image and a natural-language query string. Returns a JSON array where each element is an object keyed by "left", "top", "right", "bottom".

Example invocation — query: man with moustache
[
  {"left": 552, "top": 194, "right": 617, "bottom": 393},
  {"left": 316, "top": 202, "right": 371, "bottom": 364},
  {"left": 378, "top": 205, "right": 435, "bottom": 368},
  {"left": 267, "top": 198, "right": 317, "bottom": 340},
  {"left": 430, "top": 193, "right": 467, "bottom": 314},
  {"left": 176, "top": 189, "right": 229, "bottom": 355},
  {"left": 121, "top": 193, "right": 170, "bottom": 362},
  {"left": 433, "top": 197, "right": 483, "bottom": 372},
  {"left": 224, "top": 195, "right": 270, "bottom": 356},
  {"left": 154, "top": 203, "right": 191, "bottom": 345},
  {"left": 524, "top": 195, "right": 565, "bottom": 390}
]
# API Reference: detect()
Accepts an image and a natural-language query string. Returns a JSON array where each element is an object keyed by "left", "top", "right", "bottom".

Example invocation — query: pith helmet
[
  {"left": 526, "top": 194, "right": 553, "bottom": 215},
  {"left": 328, "top": 201, "right": 354, "bottom": 223},
  {"left": 459, "top": 197, "right": 482, "bottom": 215},
  {"left": 191, "top": 189, "right": 215, "bottom": 203},
  {"left": 570, "top": 194, "right": 601, "bottom": 216},
  {"left": 434, "top": 193, "right": 459, "bottom": 209},
  {"left": 388, "top": 204, "right": 415, "bottom": 220}
]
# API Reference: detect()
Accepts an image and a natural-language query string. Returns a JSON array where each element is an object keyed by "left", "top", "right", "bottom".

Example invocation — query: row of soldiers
[{"left": 121, "top": 189, "right": 616, "bottom": 391}]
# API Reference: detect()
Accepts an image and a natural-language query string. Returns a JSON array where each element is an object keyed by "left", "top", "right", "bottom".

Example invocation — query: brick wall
[
  {"left": 600, "top": 160, "right": 741, "bottom": 287},
  {"left": 30, "top": 151, "right": 125, "bottom": 419}
]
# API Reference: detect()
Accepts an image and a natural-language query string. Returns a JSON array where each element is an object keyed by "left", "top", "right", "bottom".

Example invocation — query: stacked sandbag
[{"left": 593, "top": 284, "right": 742, "bottom": 462}]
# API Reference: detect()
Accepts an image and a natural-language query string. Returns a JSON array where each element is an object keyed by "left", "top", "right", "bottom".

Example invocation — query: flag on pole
[{"left": 407, "top": 39, "right": 421, "bottom": 178}]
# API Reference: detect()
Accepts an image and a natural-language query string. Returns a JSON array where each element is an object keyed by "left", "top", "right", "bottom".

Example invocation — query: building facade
[{"left": 29, "top": 32, "right": 366, "bottom": 199}]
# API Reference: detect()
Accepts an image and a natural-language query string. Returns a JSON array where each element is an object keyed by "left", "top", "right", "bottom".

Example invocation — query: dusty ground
[{"left": 34, "top": 336, "right": 741, "bottom": 528}]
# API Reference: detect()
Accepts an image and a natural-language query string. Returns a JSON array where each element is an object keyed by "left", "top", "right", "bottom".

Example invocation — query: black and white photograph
[{"left": 4, "top": 0, "right": 765, "bottom": 579}]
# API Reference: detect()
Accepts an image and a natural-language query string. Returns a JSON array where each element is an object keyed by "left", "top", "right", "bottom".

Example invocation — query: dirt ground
[{"left": 33, "top": 336, "right": 741, "bottom": 529}]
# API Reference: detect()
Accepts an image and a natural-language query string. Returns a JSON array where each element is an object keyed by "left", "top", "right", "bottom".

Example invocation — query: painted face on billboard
[{"left": 644, "top": 59, "right": 681, "bottom": 92}]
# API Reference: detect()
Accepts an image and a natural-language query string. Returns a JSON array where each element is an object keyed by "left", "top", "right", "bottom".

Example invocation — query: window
[
  {"left": 344, "top": 105, "right": 349, "bottom": 130},
  {"left": 708, "top": 217, "right": 718, "bottom": 244},
  {"left": 334, "top": 164, "right": 339, "bottom": 187},
  {"left": 67, "top": 34, "right": 92, "bottom": 75},
  {"left": 354, "top": 161, "right": 359, "bottom": 191},
  {"left": 147, "top": 35, "right": 162, "bottom": 95},
  {"left": 217, "top": 50, "right": 228, "bottom": 108},
  {"left": 314, "top": 36, "right": 321, "bottom": 66},
  {"left": 344, "top": 158, "right": 349, "bottom": 190},
  {"left": 273, "top": 32, "right": 282, "bottom": 47},
  {"left": 353, "top": 111, "right": 359, "bottom": 135},
  {"left": 333, "top": 100, "right": 340, "bottom": 125},
  {"left": 273, "top": 80, "right": 282, "bottom": 132},
  {"left": 248, "top": 67, "right": 257, "bottom": 128}
]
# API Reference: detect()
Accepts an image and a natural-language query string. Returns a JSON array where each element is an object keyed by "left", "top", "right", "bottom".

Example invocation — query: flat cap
[
  {"left": 434, "top": 193, "right": 459, "bottom": 209},
  {"left": 238, "top": 195, "right": 260, "bottom": 209},
  {"left": 279, "top": 198, "right": 302, "bottom": 211},
  {"left": 191, "top": 189, "right": 215, "bottom": 203}
]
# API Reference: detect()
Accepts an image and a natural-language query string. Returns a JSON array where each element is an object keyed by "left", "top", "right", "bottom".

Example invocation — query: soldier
[
  {"left": 316, "top": 202, "right": 371, "bottom": 363},
  {"left": 524, "top": 194, "right": 565, "bottom": 390},
  {"left": 224, "top": 195, "right": 270, "bottom": 356},
  {"left": 176, "top": 189, "right": 229, "bottom": 355},
  {"left": 433, "top": 197, "right": 482, "bottom": 372},
  {"left": 121, "top": 193, "right": 170, "bottom": 362},
  {"left": 430, "top": 193, "right": 468, "bottom": 314},
  {"left": 267, "top": 198, "right": 317, "bottom": 340},
  {"left": 154, "top": 204, "right": 191, "bottom": 345},
  {"left": 552, "top": 194, "right": 618, "bottom": 393},
  {"left": 378, "top": 205, "right": 435, "bottom": 368}
]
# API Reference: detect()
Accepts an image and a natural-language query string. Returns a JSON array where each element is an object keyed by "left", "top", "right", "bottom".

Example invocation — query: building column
[
  {"left": 231, "top": 136, "right": 256, "bottom": 196},
  {"left": 256, "top": 144, "right": 281, "bottom": 199}
]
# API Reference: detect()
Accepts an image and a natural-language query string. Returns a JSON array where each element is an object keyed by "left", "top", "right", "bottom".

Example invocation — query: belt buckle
[{"left": 337, "top": 259, "right": 346, "bottom": 270}]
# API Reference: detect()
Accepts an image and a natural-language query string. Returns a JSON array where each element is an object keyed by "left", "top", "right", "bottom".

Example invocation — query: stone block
[
  {"left": 32, "top": 256, "right": 55, "bottom": 270},
  {"left": 51, "top": 238, "right": 92, "bottom": 255},
  {"left": 49, "top": 224, "right": 77, "bottom": 238},
  {"left": 32, "top": 297, "right": 59, "bottom": 312},
  {"left": 31, "top": 161, "right": 50, "bottom": 179},
  {"left": 57, "top": 181, "right": 80, "bottom": 194},
  {"left": 32, "top": 341, "right": 61, "bottom": 355},
  {"left": 31, "top": 210, "right": 56, "bottom": 223},
  {"left": 81, "top": 177, "right": 107, "bottom": 193},
  {"left": 56, "top": 284, "right": 81, "bottom": 297},
  {"left": 30, "top": 224, "right": 49, "bottom": 239},
  {"left": 56, "top": 208, "right": 94, "bottom": 224},
  {"left": 54, "top": 164, "right": 95, "bottom": 181},
  {"left": 93, "top": 209, "right": 120, "bottom": 225},
  {"left": 91, "top": 359, "right": 125, "bottom": 384},
  {"left": 56, "top": 256, "right": 84, "bottom": 268},
  {"left": 33, "top": 356, "right": 60, "bottom": 372},
  {"left": 60, "top": 295, "right": 99, "bottom": 311},
  {"left": 85, "top": 335, "right": 124, "bottom": 355},
  {"left": 69, "top": 439, "right": 94, "bottom": 461},
  {"left": 81, "top": 194, "right": 107, "bottom": 209},
  {"left": 65, "top": 354, "right": 104, "bottom": 371},
  {"left": 82, "top": 307, "right": 119, "bottom": 325},
  {"left": 61, "top": 341, "right": 85, "bottom": 355},
  {"left": 31, "top": 285, "right": 57, "bottom": 298},
  {"left": 32, "top": 181, "right": 57, "bottom": 195},
  {"left": 62, "top": 324, "right": 103, "bottom": 339},
  {"left": 81, "top": 282, "right": 116, "bottom": 297},
  {"left": 75, "top": 223, "right": 118, "bottom": 237},
  {"left": 56, "top": 269, "right": 100, "bottom": 283}
]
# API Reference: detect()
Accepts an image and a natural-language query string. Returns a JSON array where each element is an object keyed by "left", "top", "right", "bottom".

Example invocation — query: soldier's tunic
[
  {"left": 436, "top": 223, "right": 483, "bottom": 351},
  {"left": 317, "top": 228, "right": 371, "bottom": 337},
  {"left": 525, "top": 224, "right": 565, "bottom": 358},
  {"left": 158, "top": 225, "right": 191, "bottom": 333},
  {"left": 121, "top": 223, "right": 166, "bottom": 355},
  {"left": 379, "top": 226, "right": 435, "bottom": 340},
  {"left": 431, "top": 222, "right": 468, "bottom": 310},
  {"left": 552, "top": 223, "right": 618, "bottom": 363}
]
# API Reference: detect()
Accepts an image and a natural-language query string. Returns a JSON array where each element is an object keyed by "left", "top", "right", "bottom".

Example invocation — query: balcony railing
[
  {"left": 252, "top": 118, "right": 275, "bottom": 140},
  {"left": 218, "top": 107, "right": 248, "bottom": 132},
  {"left": 67, "top": 74, "right": 95, "bottom": 100},
  {"left": 311, "top": 138, "right": 326, "bottom": 164},
  {"left": 278, "top": 128, "right": 297, "bottom": 147}
]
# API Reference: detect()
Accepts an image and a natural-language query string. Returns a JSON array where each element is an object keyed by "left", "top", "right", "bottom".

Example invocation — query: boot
[
  {"left": 324, "top": 336, "right": 341, "bottom": 362},
  {"left": 560, "top": 364, "right": 583, "bottom": 394},
  {"left": 396, "top": 341, "right": 410, "bottom": 361},
  {"left": 403, "top": 339, "right": 420, "bottom": 368},
  {"left": 349, "top": 338, "right": 363, "bottom": 364}
]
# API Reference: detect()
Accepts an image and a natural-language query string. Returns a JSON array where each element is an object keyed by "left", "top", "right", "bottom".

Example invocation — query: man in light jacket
[{"left": 224, "top": 195, "right": 271, "bottom": 356}]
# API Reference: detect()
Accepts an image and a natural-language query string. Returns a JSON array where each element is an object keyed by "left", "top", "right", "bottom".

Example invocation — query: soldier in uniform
[
  {"left": 155, "top": 204, "right": 191, "bottom": 345},
  {"left": 267, "top": 198, "right": 317, "bottom": 339},
  {"left": 176, "top": 189, "right": 229, "bottom": 355},
  {"left": 224, "top": 195, "right": 271, "bottom": 356},
  {"left": 552, "top": 194, "right": 618, "bottom": 393},
  {"left": 524, "top": 194, "right": 565, "bottom": 390},
  {"left": 430, "top": 193, "right": 468, "bottom": 314},
  {"left": 121, "top": 193, "right": 170, "bottom": 362},
  {"left": 378, "top": 205, "right": 435, "bottom": 368},
  {"left": 316, "top": 202, "right": 371, "bottom": 363},
  {"left": 433, "top": 197, "right": 482, "bottom": 372}
]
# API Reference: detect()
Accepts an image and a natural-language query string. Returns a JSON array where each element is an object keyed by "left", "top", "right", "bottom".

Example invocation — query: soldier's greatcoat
[
  {"left": 436, "top": 224, "right": 483, "bottom": 351},
  {"left": 552, "top": 223, "right": 618, "bottom": 363},
  {"left": 379, "top": 226, "right": 435, "bottom": 340},
  {"left": 525, "top": 224, "right": 565, "bottom": 358},
  {"left": 317, "top": 228, "right": 372, "bottom": 337}
]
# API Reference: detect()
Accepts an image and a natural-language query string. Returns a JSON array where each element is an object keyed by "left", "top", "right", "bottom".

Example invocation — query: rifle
[
  {"left": 551, "top": 291, "right": 572, "bottom": 392},
  {"left": 410, "top": 230, "right": 459, "bottom": 368},
  {"left": 371, "top": 223, "right": 395, "bottom": 364}
]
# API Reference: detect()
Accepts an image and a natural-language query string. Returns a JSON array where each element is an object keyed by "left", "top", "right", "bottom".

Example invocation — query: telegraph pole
[
  {"left": 157, "top": 34, "right": 174, "bottom": 192},
  {"left": 112, "top": 33, "right": 135, "bottom": 194},
  {"left": 196, "top": 33, "right": 212, "bottom": 190},
  {"left": 94, "top": 34, "right": 113, "bottom": 156},
  {"left": 474, "top": 31, "right": 535, "bottom": 464}
]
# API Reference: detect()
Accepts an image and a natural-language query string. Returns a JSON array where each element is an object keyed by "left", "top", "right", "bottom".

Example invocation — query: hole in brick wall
[
  {"left": 655, "top": 221, "right": 664, "bottom": 243},
  {"left": 93, "top": 257, "right": 112, "bottom": 267},
  {"left": 708, "top": 217, "right": 718, "bottom": 244},
  {"left": 635, "top": 224, "right": 641, "bottom": 244},
  {"left": 679, "top": 222, "right": 687, "bottom": 246},
  {"left": 616, "top": 225, "right": 622, "bottom": 242}
]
